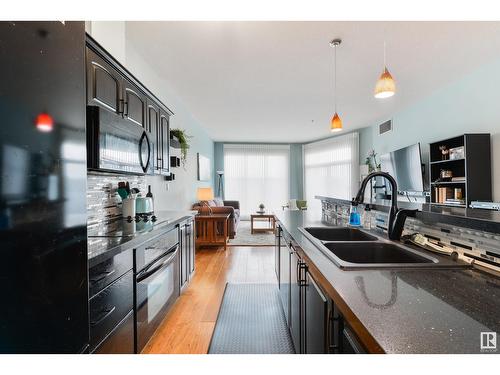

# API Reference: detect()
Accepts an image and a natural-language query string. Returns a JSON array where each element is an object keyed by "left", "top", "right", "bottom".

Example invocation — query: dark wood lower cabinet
[
  {"left": 89, "top": 270, "right": 134, "bottom": 352},
  {"left": 304, "top": 270, "right": 329, "bottom": 354},
  {"left": 341, "top": 326, "right": 366, "bottom": 354},
  {"left": 275, "top": 224, "right": 365, "bottom": 355},
  {"left": 93, "top": 311, "right": 134, "bottom": 354},
  {"left": 180, "top": 219, "right": 196, "bottom": 292},
  {"left": 289, "top": 250, "right": 302, "bottom": 353},
  {"left": 279, "top": 233, "right": 291, "bottom": 325}
]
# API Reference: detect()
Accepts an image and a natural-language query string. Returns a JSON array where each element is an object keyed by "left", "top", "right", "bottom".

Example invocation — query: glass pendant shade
[
  {"left": 330, "top": 112, "right": 342, "bottom": 132},
  {"left": 374, "top": 67, "right": 396, "bottom": 98}
]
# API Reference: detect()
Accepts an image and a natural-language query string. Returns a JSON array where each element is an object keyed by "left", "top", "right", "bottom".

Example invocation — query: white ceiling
[{"left": 126, "top": 21, "right": 500, "bottom": 143}]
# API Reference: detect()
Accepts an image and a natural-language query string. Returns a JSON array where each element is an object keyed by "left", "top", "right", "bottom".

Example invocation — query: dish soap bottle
[{"left": 348, "top": 200, "right": 361, "bottom": 227}]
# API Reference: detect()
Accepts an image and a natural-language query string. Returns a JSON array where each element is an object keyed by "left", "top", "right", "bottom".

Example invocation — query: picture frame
[{"left": 197, "top": 153, "right": 211, "bottom": 181}]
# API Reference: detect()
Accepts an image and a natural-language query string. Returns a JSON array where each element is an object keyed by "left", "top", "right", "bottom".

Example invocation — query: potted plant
[
  {"left": 170, "top": 129, "right": 192, "bottom": 169},
  {"left": 365, "top": 149, "right": 381, "bottom": 173}
]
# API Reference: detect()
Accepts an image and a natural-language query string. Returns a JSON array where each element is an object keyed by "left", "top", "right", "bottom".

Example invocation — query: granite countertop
[
  {"left": 316, "top": 195, "right": 500, "bottom": 234},
  {"left": 275, "top": 209, "right": 500, "bottom": 354},
  {"left": 88, "top": 210, "right": 196, "bottom": 268}
]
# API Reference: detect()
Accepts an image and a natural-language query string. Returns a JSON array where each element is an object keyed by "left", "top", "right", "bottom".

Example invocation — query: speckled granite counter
[
  {"left": 88, "top": 210, "right": 196, "bottom": 268},
  {"left": 275, "top": 209, "right": 500, "bottom": 354}
]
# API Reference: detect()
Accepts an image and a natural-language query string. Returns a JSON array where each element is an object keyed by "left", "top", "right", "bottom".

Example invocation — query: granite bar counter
[
  {"left": 275, "top": 209, "right": 500, "bottom": 353},
  {"left": 88, "top": 210, "right": 196, "bottom": 268}
]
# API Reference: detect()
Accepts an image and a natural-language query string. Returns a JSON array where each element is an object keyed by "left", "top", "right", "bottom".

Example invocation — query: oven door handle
[{"left": 137, "top": 246, "right": 178, "bottom": 283}]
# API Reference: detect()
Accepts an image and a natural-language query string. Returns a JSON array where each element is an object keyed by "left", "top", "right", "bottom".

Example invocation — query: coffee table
[{"left": 250, "top": 213, "right": 276, "bottom": 234}]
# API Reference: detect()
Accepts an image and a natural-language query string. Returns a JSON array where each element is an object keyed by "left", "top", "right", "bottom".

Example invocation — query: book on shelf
[
  {"left": 451, "top": 176, "right": 466, "bottom": 182},
  {"left": 434, "top": 187, "right": 455, "bottom": 204}
]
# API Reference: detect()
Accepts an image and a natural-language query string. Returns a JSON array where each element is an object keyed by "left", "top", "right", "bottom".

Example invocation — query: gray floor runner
[{"left": 208, "top": 283, "right": 295, "bottom": 354}]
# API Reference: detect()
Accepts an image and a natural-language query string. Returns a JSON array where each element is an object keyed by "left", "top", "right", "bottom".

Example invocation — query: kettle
[
  {"left": 122, "top": 197, "right": 136, "bottom": 218},
  {"left": 136, "top": 195, "right": 154, "bottom": 215}
]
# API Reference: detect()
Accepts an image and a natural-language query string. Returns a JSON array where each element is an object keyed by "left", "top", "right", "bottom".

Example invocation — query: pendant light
[
  {"left": 330, "top": 38, "right": 342, "bottom": 132},
  {"left": 374, "top": 41, "right": 396, "bottom": 98}
]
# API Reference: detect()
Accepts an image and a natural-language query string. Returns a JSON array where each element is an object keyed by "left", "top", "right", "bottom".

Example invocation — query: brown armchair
[{"left": 192, "top": 199, "right": 240, "bottom": 239}]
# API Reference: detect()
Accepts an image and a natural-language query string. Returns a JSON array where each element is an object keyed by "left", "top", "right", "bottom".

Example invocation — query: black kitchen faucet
[{"left": 353, "top": 171, "right": 418, "bottom": 241}]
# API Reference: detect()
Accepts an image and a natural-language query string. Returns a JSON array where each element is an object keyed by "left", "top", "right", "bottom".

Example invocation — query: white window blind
[
  {"left": 224, "top": 144, "right": 290, "bottom": 218},
  {"left": 304, "top": 133, "right": 359, "bottom": 212}
]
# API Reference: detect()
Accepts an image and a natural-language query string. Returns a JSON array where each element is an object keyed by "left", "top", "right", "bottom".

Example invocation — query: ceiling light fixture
[
  {"left": 374, "top": 41, "right": 396, "bottom": 99},
  {"left": 35, "top": 112, "right": 54, "bottom": 133},
  {"left": 330, "top": 38, "right": 342, "bottom": 132}
]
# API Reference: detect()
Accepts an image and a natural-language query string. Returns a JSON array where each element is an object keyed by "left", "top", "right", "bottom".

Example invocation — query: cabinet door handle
[
  {"left": 123, "top": 101, "right": 129, "bottom": 117},
  {"left": 118, "top": 99, "right": 125, "bottom": 115},
  {"left": 90, "top": 306, "right": 116, "bottom": 326},
  {"left": 299, "top": 262, "right": 308, "bottom": 287}
]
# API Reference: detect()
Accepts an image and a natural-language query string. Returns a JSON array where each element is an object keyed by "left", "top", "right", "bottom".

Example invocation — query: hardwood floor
[{"left": 142, "top": 245, "right": 277, "bottom": 354}]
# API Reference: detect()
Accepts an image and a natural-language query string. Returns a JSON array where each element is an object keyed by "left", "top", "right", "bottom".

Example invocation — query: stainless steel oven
[{"left": 134, "top": 229, "right": 180, "bottom": 353}]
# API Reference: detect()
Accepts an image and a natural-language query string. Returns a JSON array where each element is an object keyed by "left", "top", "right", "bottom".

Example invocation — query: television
[{"left": 380, "top": 143, "right": 424, "bottom": 195}]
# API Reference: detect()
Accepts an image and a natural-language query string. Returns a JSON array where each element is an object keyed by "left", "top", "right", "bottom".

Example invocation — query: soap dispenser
[{"left": 348, "top": 200, "right": 361, "bottom": 227}]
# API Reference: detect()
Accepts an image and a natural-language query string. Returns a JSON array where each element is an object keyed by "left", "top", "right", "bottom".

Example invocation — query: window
[
  {"left": 224, "top": 144, "right": 290, "bottom": 218},
  {"left": 304, "top": 133, "right": 359, "bottom": 212}
]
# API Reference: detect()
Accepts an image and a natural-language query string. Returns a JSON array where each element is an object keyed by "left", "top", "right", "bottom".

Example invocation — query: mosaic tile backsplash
[
  {"left": 320, "top": 200, "right": 500, "bottom": 273},
  {"left": 87, "top": 172, "right": 146, "bottom": 233}
]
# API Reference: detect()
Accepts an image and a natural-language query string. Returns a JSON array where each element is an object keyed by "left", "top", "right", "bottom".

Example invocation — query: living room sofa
[{"left": 192, "top": 198, "right": 240, "bottom": 239}]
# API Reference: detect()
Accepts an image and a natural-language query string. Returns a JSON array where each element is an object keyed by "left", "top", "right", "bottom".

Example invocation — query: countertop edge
[{"left": 88, "top": 211, "right": 196, "bottom": 268}]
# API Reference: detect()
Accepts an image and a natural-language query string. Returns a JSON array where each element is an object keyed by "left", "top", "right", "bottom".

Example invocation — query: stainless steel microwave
[{"left": 87, "top": 107, "right": 154, "bottom": 175}]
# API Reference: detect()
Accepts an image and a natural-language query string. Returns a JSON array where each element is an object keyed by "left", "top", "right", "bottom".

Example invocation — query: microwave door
[{"left": 95, "top": 109, "right": 148, "bottom": 174}]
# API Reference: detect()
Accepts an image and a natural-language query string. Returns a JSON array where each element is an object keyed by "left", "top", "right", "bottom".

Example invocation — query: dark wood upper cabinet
[
  {"left": 147, "top": 100, "right": 160, "bottom": 172},
  {"left": 147, "top": 101, "right": 159, "bottom": 134},
  {"left": 86, "top": 47, "right": 122, "bottom": 114},
  {"left": 123, "top": 80, "right": 147, "bottom": 128},
  {"left": 159, "top": 109, "right": 171, "bottom": 174},
  {"left": 86, "top": 35, "right": 174, "bottom": 177}
]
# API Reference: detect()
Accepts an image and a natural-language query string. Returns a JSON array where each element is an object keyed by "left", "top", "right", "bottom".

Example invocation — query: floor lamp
[{"left": 216, "top": 170, "right": 224, "bottom": 199}]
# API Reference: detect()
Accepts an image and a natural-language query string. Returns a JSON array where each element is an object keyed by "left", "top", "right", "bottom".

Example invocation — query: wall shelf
[
  {"left": 429, "top": 134, "right": 491, "bottom": 207},
  {"left": 429, "top": 158, "right": 465, "bottom": 165},
  {"left": 431, "top": 181, "right": 466, "bottom": 185}
]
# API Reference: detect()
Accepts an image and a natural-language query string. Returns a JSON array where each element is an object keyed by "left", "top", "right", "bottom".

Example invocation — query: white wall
[
  {"left": 87, "top": 22, "right": 214, "bottom": 210},
  {"left": 86, "top": 21, "right": 126, "bottom": 65}
]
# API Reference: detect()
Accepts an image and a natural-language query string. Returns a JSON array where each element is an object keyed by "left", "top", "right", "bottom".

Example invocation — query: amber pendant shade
[
  {"left": 330, "top": 112, "right": 342, "bottom": 132},
  {"left": 374, "top": 67, "right": 396, "bottom": 98}
]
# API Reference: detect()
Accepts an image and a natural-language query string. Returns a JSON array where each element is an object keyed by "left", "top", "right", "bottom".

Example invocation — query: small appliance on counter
[
  {"left": 136, "top": 185, "right": 154, "bottom": 216},
  {"left": 123, "top": 197, "right": 137, "bottom": 218},
  {"left": 470, "top": 201, "right": 500, "bottom": 211},
  {"left": 136, "top": 196, "right": 154, "bottom": 216}
]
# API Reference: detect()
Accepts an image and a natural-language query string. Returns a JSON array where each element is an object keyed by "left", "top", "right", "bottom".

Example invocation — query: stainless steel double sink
[{"left": 298, "top": 227, "right": 467, "bottom": 270}]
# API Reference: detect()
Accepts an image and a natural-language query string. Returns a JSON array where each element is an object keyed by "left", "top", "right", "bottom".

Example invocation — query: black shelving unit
[{"left": 429, "top": 134, "right": 491, "bottom": 207}]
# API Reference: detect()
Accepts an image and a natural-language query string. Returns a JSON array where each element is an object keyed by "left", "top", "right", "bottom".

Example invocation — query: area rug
[
  {"left": 208, "top": 283, "right": 295, "bottom": 354},
  {"left": 228, "top": 220, "right": 275, "bottom": 246}
]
